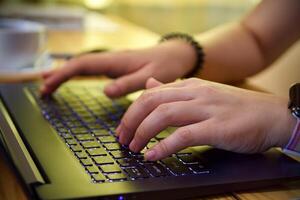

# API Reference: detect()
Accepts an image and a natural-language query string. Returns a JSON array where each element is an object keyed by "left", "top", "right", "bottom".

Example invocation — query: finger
[
  {"left": 145, "top": 78, "right": 200, "bottom": 93},
  {"left": 40, "top": 52, "right": 133, "bottom": 96},
  {"left": 145, "top": 120, "right": 214, "bottom": 161},
  {"left": 117, "top": 87, "right": 194, "bottom": 145},
  {"left": 40, "top": 61, "right": 83, "bottom": 96},
  {"left": 104, "top": 68, "right": 152, "bottom": 98},
  {"left": 129, "top": 100, "right": 210, "bottom": 152},
  {"left": 41, "top": 69, "right": 55, "bottom": 79},
  {"left": 145, "top": 77, "right": 163, "bottom": 89}
]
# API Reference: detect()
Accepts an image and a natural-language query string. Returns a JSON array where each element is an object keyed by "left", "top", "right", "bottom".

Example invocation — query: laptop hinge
[{"left": 0, "top": 100, "right": 45, "bottom": 185}]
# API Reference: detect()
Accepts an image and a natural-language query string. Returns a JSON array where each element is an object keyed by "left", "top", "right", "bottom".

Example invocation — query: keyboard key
[
  {"left": 61, "top": 116, "right": 78, "bottom": 122},
  {"left": 71, "top": 127, "right": 89, "bottom": 134},
  {"left": 176, "top": 148, "right": 193, "bottom": 155},
  {"left": 86, "top": 148, "right": 107, "bottom": 156},
  {"left": 50, "top": 117, "right": 64, "bottom": 123},
  {"left": 93, "top": 156, "right": 114, "bottom": 165},
  {"left": 68, "top": 102, "right": 84, "bottom": 108},
  {"left": 80, "top": 158, "right": 93, "bottom": 166},
  {"left": 98, "top": 136, "right": 117, "bottom": 143},
  {"left": 70, "top": 145, "right": 83, "bottom": 152},
  {"left": 161, "top": 157, "right": 191, "bottom": 175},
  {"left": 56, "top": 127, "right": 69, "bottom": 133},
  {"left": 155, "top": 131, "right": 170, "bottom": 140},
  {"left": 107, "top": 173, "right": 127, "bottom": 181},
  {"left": 104, "top": 143, "right": 122, "bottom": 151},
  {"left": 54, "top": 122, "right": 65, "bottom": 128},
  {"left": 65, "top": 121, "right": 83, "bottom": 127},
  {"left": 81, "top": 141, "right": 101, "bottom": 149},
  {"left": 85, "top": 101, "right": 101, "bottom": 108},
  {"left": 144, "top": 163, "right": 169, "bottom": 177},
  {"left": 99, "top": 164, "right": 122, "bottom": 173},
  {"left": 129, "top": 152, "right": 144, "bottom": 159},
  {"left": 61, "top": 133, "right": 73, "bottom": 139},
  {"left": 81, "top": 116, "right": 97, "bottom": 123},
  {"left": 91, "top": 108, "right": 106, "bottom": 115},
  {"left": 141, "top": 147, "right": 148, "bottom": 154},
  {"left": 117, "top": 158, "right": 137, "bottom": 167},
  {"left": 149, "top": 138, "right": 158, "bottom": 143},
  {"left": 92, "top": 129, "right": 110, "bottom": 136},
  {"left": 177, "top": 154, "right": 200, "bottom": 164},
  {"left": 86, "top": 165, "right": 100, "bottom": 174},
  {"left": 75, "top": 110, "right": 92, "bottom": 117},
  {"left": 124, "top": 167, "right": 149, "bottom": 179},
  {"left": 76, "top": 134, "right": 94, "bottom": 141},
  {"left": 66, "top": 139, "right": 77, "bottom": 145},
  {"left": 77, "top": 112, "right": 94, "bottom": 119},
  {"left": 109, "top": 126, "right": 116, "bottom": 134},
  {"left": 146, "top": 142, "right": 158, "bottom": 149},
  {"left": 87, "top": 123, "right": 103, "bottom": 129},
  {"left": 189, "top": 164, "right": 209, "bottom": 174},
  {"left": 110, "top": 150, "right": 130, "bottom": 159},
  {"left": 92, "top": 173, "right": 106, "bottom": 182},
  {"left": 72, "top": 107, "right": 88, "bottom": 113},
  {"left": 75, "top": 151, "right": 88, "bottom": 159}
]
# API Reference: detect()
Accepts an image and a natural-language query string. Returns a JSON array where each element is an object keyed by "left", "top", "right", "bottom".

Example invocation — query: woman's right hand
[{"left": 40, "top": 40, "right": 197, "bottom": 98}]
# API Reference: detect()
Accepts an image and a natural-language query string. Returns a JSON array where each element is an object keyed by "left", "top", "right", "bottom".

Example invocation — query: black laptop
[{"left": 0, "top": 80, "right": 300, "bottom": 200}]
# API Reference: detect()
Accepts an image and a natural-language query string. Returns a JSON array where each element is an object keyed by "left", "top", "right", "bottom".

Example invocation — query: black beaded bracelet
[{"left": 160, "top": 32, "right": 204, "bottom": 78}]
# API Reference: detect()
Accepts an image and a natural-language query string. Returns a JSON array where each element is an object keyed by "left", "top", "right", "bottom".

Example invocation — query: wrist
[
  {"left": 159, "top": 33, "right": 204, "bottom": 78},
  {"left": 279, "top": 107, "right": 297, "bottom": 148},
  {"left": 158, "top": 39, "right": 197, "bottom": 76},
  {"left": 267, "top": 97, "right": 297, "bottom": 149}
]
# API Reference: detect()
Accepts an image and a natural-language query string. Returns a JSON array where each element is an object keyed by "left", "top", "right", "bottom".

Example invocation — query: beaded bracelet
[
  {"left": 283, "top": 119, "right": 300, "bottom": 157},
  {"left": 160, "top": 32, "right": 205, "bottom": 78}
]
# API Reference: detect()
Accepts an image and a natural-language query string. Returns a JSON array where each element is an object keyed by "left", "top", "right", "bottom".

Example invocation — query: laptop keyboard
[{"left": 29, "top": 84, "right": 209, "bottom": 183}]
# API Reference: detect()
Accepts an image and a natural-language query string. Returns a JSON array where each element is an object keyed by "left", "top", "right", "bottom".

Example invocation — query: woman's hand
[
  {"left": 116, "top": 78, "right": 296, "bottom": 161},
  {"left": 40, "top": 40, "right": 196, "bottom": 98}
]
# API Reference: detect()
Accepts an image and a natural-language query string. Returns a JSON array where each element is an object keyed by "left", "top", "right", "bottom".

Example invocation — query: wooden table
[{"left": 0, "top": 13, "right": 299, "bottom": 200}]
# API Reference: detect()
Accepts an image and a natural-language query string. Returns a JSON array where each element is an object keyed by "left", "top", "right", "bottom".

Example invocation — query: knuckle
[
  {"left": 71, "top": 56, "right": 84, "bottom": 68},
  {"left": 156, "top": 104, "right": 172, "bottom": 121},
  {"left": 177, "top": 127, "right": 194, "bottom": 146},
  {"left": 158, "top": 139, "right": 170, "bottom": 155},
  {"left": 189, "top": 77, "right": 199, "bottom": 82},
  {"left": 186, "top": 77, "right": 199, "bottom": 84},
  {"left": 135, "top": 125, "right": 148, "bottom": 141},
  {"left": 139, "top": 91, "right": 158, "bottom": 107},
  {"left": 114, "top": 80, "right": 127, "bottom": 94},
  {"left": 198, "top": 84, "right": 217, "bottom": 96},
  {"left": 120, "top": 117, "right": 132, "bottom": 133}
]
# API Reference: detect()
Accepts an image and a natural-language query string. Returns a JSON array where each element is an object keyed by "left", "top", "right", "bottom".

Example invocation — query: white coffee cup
[{"left": 0, "top": 19, "right": 49, "bottom": 74}]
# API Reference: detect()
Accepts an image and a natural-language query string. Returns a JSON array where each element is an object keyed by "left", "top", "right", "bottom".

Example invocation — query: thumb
[{"left": 146, "top": 77, "right": 163, "bottom": 89}]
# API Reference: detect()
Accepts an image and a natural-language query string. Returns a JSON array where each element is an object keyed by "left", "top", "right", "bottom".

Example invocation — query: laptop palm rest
[{"left": 0, "top": 99, "right": 45, "bottom": 185}]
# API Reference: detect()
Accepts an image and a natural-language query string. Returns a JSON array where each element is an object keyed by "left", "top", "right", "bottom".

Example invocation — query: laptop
[{"left": 0, "top": 80, "right": 300, "bottom": 200}]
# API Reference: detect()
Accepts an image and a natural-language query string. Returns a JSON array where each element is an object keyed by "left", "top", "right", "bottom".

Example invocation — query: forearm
[
  {"left": 194, "top": 0, "right": 300, "bottom": 83},
  {"left": 195, "top": 22, "right": 265, "bottom": 83}
]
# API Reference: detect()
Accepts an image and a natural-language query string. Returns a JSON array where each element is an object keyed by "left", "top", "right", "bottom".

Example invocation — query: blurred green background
[{"left": 0, "top": 0, "right": 259, "bottom": 34}]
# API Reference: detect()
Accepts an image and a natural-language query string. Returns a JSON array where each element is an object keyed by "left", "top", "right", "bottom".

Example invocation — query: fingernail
[
  {"left": 129, "top": 141, "right": 137, "bottom": 152},
  {"left": 118, "top": 130, "right": 125, "bottom": 144},
  {"left": 145, "top": 150, "right": 156, "bottom": 161},
  {"left": 115, "top": 125, "right": 121, "bottom": 136}
]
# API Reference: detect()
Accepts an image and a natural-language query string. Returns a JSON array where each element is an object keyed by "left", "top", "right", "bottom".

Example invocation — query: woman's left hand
[{"left": 116, "top": 78, "right": 296, "bottom": 161}]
